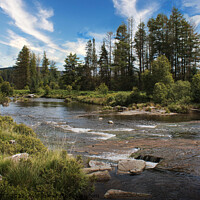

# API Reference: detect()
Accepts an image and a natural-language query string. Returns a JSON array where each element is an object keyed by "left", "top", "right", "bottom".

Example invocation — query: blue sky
[{"left": 0, "top": 0, "right": 200, "bottom": 70}]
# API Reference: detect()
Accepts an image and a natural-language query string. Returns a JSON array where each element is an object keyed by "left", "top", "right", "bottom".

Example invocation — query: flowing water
[{"left": 1, "top": 98, "right": 200, "bottom": 199}]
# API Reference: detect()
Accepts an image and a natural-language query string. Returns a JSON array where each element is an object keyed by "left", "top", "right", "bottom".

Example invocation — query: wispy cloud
[
  {"left": 182, "top": 0, "right": 200, "bottom": 28},
  {"left": 112, "top": 0, "right": 159, "bottom": 29},
  {"left": 0, "top": 0, "right": 63, "bottom": 52}
]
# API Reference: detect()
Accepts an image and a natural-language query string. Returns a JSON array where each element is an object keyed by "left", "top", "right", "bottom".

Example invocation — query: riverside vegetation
[{"left": 0, "top": 116, "right": 93, "bottom": 200}]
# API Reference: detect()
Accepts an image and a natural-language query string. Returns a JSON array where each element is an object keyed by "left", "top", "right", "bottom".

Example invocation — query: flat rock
[
  {"left": 88, "top": 170, "right": 111, "bottom": 182},
  {"left": 104, "top": 189, "right": 151, "bottom": 199},
  {"left": 89, "top": 160, "right": 111, "bottom": 168},
  {"left": 83, "top": 166, "right": 112, "bottom": 174},
  {"left": 118, "top": 159, "right": 146, "bottom": 174}
]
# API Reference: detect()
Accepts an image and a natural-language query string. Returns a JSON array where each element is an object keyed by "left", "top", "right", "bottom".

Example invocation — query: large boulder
[
  {"left": 104, "top": 189, "right": 151, "bottom": 199},
  {"left": 88, "top": 170, "right": 111, "bottom": 182},
  {"left": 118, "top": 159, "right": 146, "bottom": 174}
]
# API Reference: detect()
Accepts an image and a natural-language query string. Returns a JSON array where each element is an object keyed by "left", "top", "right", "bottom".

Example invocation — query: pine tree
[
  {"left": 41, "top": 51, "right": 50, "bottom": 86},
  {"left": 14, "top": 45, "right": 30, "bottom": 89},
  {"left": 113, "top": 23, "right": 131, "bottom": 90},
  {"left": 134, "top": 22, "right": 146, "bottom": 88},
  {"left": 99, "top": 41, "right": 110, "bottom": 87},
  {"left": 29, "top": 53, "right": 38, "bottom": 92}
]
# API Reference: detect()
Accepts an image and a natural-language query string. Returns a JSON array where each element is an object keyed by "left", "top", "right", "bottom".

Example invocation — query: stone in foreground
[
  {"left": 104, "top": 189, "right": 151, "bottom": 199},
  {"left": 88, "top": 170, "right": 111, "bottom": 182},
  {"left": 83, "top": 166, "right": 112, "bottom": 174},
  {"left": 118, "top": 159, "right": 146, "bottom": 174},
  {"left": 89, "top": 160, "right": 111, "bottom": 168}
]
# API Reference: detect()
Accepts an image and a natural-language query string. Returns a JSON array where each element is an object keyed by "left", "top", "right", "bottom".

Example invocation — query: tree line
[{"left": 1, "top": 8, "right": 200, "bottom": 100}]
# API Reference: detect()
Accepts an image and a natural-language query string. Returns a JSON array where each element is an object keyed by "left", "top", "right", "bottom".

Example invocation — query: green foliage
[
  {"left": 0, "top": 116, "right": 47, "bottom": 155},
  {"left": 168, "top": 80, "right": 191, "bottom": 104},
  {"left": 96, "top": 83, "right": 109, "bottom": 95},
  {"left": 153, "top": 82, "right": 168, "bottom": 104},
  {"left": 0, "top": 82, "right": 14, "bottom": 96},
  {"left": 65, "top": 85, "right": 72, "bottom": 93},
  {"left": 152, "top": 55, "right": 174, "bottom": 86},
  {"left": 191, "top": 74, "right": 200, "bottom": 103},
  {"left": 0, "top": 151, "right": 93, "bottom": 200},
  {"left": 13, "top": 124, "right": 36, "bottom": 137},
  {"left": 44, "top": 85, "right": 51, "bottom": 96},
  {"left": 167, "top": 104, "right": 190, "bottom": 114}
]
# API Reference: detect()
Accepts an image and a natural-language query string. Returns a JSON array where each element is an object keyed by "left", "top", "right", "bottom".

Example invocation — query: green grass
[{"left": 0, "top": 116, "right": 93, "bottom": 199}]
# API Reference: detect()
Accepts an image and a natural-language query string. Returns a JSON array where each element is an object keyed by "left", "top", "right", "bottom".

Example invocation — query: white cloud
[
  {"left": 0, "top": 30, "right": 42, "bottom": 52},
  {"left": 88, "top": 32, "right": 106, "bottom": 41},
  {"left": 36, "top": 3, "right": 54, "bottom": 32},
  {"left": 0, "top": 0, "right": 63, "bottom": 52},
  {"left": 63, "top": 38, "right": 88, "bottom": 57},
  {"left": 182, "top": 0, "right": 200, "bottom": 11},
  {"left": 182, "top": 0, "right": 200, "bottom": 28},
  {"left": 112, "top": 0, "right": 159, "bottom": 30}
]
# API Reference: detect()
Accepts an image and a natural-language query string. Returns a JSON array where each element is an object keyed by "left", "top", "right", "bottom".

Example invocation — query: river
[{"left": 1, "top": 98, "right": 200, "bottom": 200}]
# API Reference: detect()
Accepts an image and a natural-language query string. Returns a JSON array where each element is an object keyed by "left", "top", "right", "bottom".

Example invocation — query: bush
[
  {"left": 0, "top": 151, "right": 93, "bottom": 200},
  {"left": 167, "top": 104, "right": 190, "bottom": 114},
  {"left": 168, "top": 80, "right": 191, "bottom": 104},
  {"left": 65, "top": 85, "right": 72, "bottom": 93},
  {"left": 96, "top": 83, "right": 109, "bottom": 95},
  {"left": 44, "top": 85, "right": 51, "bottom": 96},
  {"left": 153, "top": 82, "right": 168, "bottom": 103},
  {"left": 0, "top": 82, "right": 14, "bottom": 96},
  {"left": 114, "top": 92, "right": 129, "bottom": 106},
  {"left": 36, "top": 87, "right": 45, "bottom": 95},
  {"left": 191, "top": 74, "right": 200, "bottom": 102}
]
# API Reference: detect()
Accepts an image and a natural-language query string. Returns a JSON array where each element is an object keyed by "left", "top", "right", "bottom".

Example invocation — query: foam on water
[
  {"left": 101, "top": 128, "right": 135, "bottom": 132},
  {"left": 136, "top": 125, "right": 157, "bottom": 128},
  {"left": 45, "top": 121, "right": 115, "bottom": 140},
  {"left": 88, "top": 148, "right": 139, "bottom": 161}
]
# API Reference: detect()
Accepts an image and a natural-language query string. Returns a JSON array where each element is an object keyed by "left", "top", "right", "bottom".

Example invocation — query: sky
[{"left": 0, "top": 0, "right": 199, "bottom": 70}]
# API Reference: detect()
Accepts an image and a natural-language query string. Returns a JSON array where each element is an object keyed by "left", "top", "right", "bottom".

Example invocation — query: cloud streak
[
  {"left": 112, "top": 0, "right": 159, "bottom": 29},
  {"left": 182, "top": 0, "right": 200, "bottom": 28},
  {"left": 0, "top": 0, "right": 63, "bottom": 52}
]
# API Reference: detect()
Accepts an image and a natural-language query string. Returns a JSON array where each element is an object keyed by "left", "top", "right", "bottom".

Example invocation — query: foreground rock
[
  {"left": 104, "top": 189, "right": 151, "bottom": 199},
  {"left": 88, "top": 170, "right": 111, "bottom": 182},
  {"left": 83, "top": 166, "right": 112, "bottom": 174},
  {"left": 118, "top": 159, "right": 146, "bottom": 174},
  {"left": 6, "top": 153, "right": 29, "bottom": 162},
  {"left": 89, "top": 160, "right": 111, "bottom": 168}
]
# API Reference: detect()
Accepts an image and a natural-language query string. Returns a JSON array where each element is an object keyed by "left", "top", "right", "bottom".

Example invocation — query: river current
[{"left": 1, "top": 98, "right": 200, "bottom": 200}]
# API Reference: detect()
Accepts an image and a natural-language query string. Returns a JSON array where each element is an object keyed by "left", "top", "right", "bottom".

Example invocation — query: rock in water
[
  {"left": 104, "top": 189, "right": 151, "bottom": 199},
  {"left": 118, "top": 159, "right": 146, "bottom": 174},
  {"left": 108, "top": 120, "right": 114, "bottom": 124},
  {"left": 82, "top": 166, "right": 112, "bottom": 174},
  {"left": 88, "top": 170, "right": 111, "bottom": 182},
  {"left": 89, "top": 160, "right": 111, "bottom": 168}
]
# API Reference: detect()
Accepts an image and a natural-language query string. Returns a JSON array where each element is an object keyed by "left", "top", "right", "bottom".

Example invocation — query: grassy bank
[
  {"left": 0, "top": 116, "right": 93, "bottom": 200},
  {"left": 13, "top": 89, "right": 195, "bottom": 114}
]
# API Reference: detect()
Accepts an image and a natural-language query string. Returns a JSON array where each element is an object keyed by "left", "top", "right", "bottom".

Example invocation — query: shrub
[
  {"left": 13, "top": 124, "right": 36, "bottom": 137},
  {"left": 114, "top": 92, "right": 129, "bottom": 106},
  {"left": 0, "top": 82, "right": 14, "bottom": 96},
  {"left": 153, "top": 82, "right": 168, "bottom": 104},
  {"left": 96, "top": 83, "right": 109, "bottom": 95},
  {"left": 168, "top": 80, "right": 191, "bottom": 104},
  {"left": 44, "top": 85, "right": 51, "bottom": 95},
  {"left": 0, "top": 151, "right": 93, "bottom": 200},
  {"left": 191, "top": 74, "right": 200, "bottom": 102},
  {"left": 65, "top": 85, "right": 72, "bottom": 93}
]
